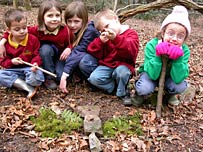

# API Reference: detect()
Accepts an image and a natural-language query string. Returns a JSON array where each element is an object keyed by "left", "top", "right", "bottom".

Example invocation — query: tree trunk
[
  {"left": 24, "top": 0, "right": 32, "bottom": 10},
  {"left": 13, "top": 0, "right": 18, "bottom": 9}
]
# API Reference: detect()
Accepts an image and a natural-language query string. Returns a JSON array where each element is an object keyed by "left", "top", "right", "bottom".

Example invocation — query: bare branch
[{"left": 118, "top": 0, "right": 203, "bottom": 23}]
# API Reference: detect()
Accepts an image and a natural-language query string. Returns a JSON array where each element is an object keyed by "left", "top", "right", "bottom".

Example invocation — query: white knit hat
[{"left": 161, "top": 5, "right": 191, "bottom": 35}]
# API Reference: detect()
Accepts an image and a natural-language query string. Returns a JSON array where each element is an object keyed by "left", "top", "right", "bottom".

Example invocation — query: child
[
  {"left": 134, "top": 6, "right": 191, "bottom": 106},
  {"left": 87, "top": 9, "right": 139, "bottom": 105},
  {"left": 0, "top": 0, "right": 74, "bottom": 89},
  {"left": 0, "top": 9, "right": 44, "bottom": 99},
  {"left": 59, "top": 1, "right": 100, "bottom": 93}
]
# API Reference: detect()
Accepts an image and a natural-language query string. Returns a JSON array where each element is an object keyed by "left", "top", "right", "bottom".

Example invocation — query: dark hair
[
  {"left": 64, "top": 1, "right": 88, "bottom": 46},
  {"left": 37, "top": 0, "right": 62, "bottom": 31},
  {"left": 4, "top": 9, "right": 27, "bottom": 28}
]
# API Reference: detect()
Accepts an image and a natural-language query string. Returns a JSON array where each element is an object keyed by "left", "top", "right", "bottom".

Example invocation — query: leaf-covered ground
[{"left": 0, "top": 5, "right": 203, "bottom": 152}]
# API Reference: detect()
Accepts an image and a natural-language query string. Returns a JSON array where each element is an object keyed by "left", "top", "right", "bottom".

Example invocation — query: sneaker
[
  {"left": 168, "top": 95, "right": 180, "bottom": 106},
  {"left": 121, "top": 95, "right": 132, "bottom": 106},
  {"left": 44, "top": 79, "right": 57, "bottom": 89},
  {"left": 131, "top": 95, "right": 144, "bottom": 106}
]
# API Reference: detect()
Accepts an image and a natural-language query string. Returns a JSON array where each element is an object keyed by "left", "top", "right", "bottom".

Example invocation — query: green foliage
[
  {"left": 61, "top": 109, "right": 83, "bottom": 130},
  {"left": 30, "top": 107, "right": 83, "bottom": 138},
  {"left": 103, "top": 113, "right": 143, "bottom": 138}
]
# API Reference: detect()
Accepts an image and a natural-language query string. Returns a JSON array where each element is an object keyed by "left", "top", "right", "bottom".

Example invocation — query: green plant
[
  {"left": 30, "top": 107, "right": 83, "bottom": 138},
  {"left": 103, "top": 113, "right": 143, "bottom": 138}
]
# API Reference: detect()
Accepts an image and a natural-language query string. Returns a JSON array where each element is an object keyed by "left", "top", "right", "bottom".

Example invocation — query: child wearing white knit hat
[
  {"left": 161, "top": 5, "right": 191, "bottom": 37},
  {"left": 133, "top": 5, "right": 191, "bottom": 106}
]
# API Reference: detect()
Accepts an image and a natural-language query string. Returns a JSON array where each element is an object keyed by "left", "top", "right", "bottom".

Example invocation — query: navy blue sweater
[{"left": 63, "top": 21, "right": 100, "bottom": 75}]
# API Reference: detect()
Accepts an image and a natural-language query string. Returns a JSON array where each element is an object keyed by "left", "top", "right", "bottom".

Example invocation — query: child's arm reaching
[{"left": 0, "top": 38, "right": 7, "bottom": 57}]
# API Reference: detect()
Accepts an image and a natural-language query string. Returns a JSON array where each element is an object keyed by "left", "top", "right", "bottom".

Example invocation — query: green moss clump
[
  {"left": 103, "top": 112, "right": 143, "bottom": 138},
  {"left": 30, "top": 107, "right": 83, "bottom": 138}
]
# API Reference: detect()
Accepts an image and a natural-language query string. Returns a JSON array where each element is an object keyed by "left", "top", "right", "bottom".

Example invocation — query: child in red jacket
[
  {"left": 0, "top": 9, "right": 44, "bottom": 99},
  {"left": 0, "top": 0, "right": 74, "bottom": 90},
  {"left": 87, "top": 9, "right": 139, "bottom": 105}
]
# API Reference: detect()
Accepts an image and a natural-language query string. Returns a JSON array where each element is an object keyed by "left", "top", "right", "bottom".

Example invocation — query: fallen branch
[{"left": 118, "top": 0, "right": 203, "bottom": 23}]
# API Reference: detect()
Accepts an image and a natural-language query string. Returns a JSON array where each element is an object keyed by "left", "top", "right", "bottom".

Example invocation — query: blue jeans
[
  {"left": 135, "top": 72, "right": 187, "bottom": 96},
  {"left": 88, "top": 65, "right": 131, "bottom": 97},
  {"left": 40, "top": 44, "right": 65, "bottom": 81},
  {"left": 79, "top": 54, "right": 98, "bottom": 78},
  {"left": 0, "top": 67, "right": 44, "bottom": 88}
]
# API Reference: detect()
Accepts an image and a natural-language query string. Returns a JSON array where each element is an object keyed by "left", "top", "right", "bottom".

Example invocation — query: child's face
[
  {"left": 98, "top": 17, "right": 120, "bottom": 35},
  {"left": 66, "top": 15, "right": 83, "bottom": 34},
  {"left": 8, "top": 18, "right": 28, "bottom": 42},
  {"left": 44, "top": 7, "right": 61, "bottom": 31},
  {"left": 163, "top": 23, "right": 187, "bottom": 46}
]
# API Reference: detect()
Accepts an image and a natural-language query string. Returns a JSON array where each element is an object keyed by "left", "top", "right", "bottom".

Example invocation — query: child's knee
[{"left": 135, "top": 80, "right": 155, "bottom": 96}]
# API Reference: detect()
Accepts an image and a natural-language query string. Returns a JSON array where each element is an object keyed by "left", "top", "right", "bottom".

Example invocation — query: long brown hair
[
  {"left": 37, "top": 0, "right": 62, "bottom": 31},
  {"left": 64, "top": 1, "right": 88, "bottom": 47}
]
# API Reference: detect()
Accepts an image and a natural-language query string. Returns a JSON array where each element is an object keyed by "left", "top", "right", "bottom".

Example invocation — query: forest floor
[{"left": 0, "top": 5, "right": 203, "bottom": 152}]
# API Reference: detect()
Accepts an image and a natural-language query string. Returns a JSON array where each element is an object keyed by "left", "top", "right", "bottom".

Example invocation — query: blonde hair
[
  {"left": 93, "top": 8, "right": 118, "bottom": 31},
  {"left": 64, "top": 1, "right": 88, "bottom": 47}
]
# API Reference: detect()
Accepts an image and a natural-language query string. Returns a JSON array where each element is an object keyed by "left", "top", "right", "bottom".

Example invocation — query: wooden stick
[
  {"left": 19, "top": 60, "right": 57, "bottom": 78},
  {"left": 156, "top": 55, "right": 168, "bottom": 118}
]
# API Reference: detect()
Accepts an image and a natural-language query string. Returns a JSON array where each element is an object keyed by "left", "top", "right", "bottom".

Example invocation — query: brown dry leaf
[
  {"left": 166, "top": 134, "right": 181, "bottom": 143},
  {"left": 199, "top": 124, "right": 203, "bottom": 130},
  {"left": 128, "top": 109, "right": 138, "bottom": 116},
  {"left": 48, "top": 101, "right": 60, "bottom": 106},
  {"left": 79, "top": 138, "right": 88, "bottom": 149},
  {"left": 39, "top": 141, "right": 49, "bottom": 150},
  {"left": 149, "top": 110, "right": 156, "bottom": 122},
  {"left": 58, "top": 140, "right": 71, "bottom": 146},
  {"left": 14, "top": 109, "right": 25, "bottom": 116},
  {"left": 159, "top": 125, "right": 169, "bottom": 136},
  {"left": 121, "top": 142, "right": 129, "bottom": 151},
  {"left": 50, "top": 105, "right": 61, "bottom": 115},
  {"left": 107, "top": 140, "right": 120, "bottom": 151},
  {"left": 131, "top": 137, "right": 146, "bottom": 152},
  {"left": 10, "top": 120, "right": 23, "bottom": 135}
]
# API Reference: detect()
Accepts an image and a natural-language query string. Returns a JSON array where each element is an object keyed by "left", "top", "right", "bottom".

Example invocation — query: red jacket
[
  {"left": 0, "top": 34, "right": 42, "bottom": 68},
  {"left": 3, "top": 25, "right": 74, "bottom": 54},
  {"left": 87, "top": 29, "right": 139, "bottom": 75},
  {"left": 28, "top": 25, "right": 74, "bottom": 54}
]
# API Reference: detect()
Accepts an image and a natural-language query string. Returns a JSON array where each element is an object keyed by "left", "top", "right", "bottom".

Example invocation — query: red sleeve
[
  {"left": 111, "top": 29, "right": 139, "bottom": 64},
  {"left": 29, "top": 35, "right": 42, "bottom": 66},
  {"left": 0, "top": 56, "right": 13, "bottom": 68},
  {"left": 27, "top": 26, "right": 39, "bottom": 37},
  {"left": 87, "top": 37, "right": 105, "bottom": 59},
  {"left": 3, "top": 31, "right": 9, "bottom": 39}
]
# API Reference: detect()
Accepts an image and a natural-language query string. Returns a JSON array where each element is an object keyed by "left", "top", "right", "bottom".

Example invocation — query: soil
[{"left": 0, "top": 5, "right": 203, "bottom": 152}]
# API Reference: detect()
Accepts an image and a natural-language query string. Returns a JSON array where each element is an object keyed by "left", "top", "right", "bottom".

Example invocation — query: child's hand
[
  {"left": 156, "top": 42, "right": 170, "bottom": 56},
  {"left": 168, "top": 45, "right": 183, "bottom": 60},
  {"left": 59, "top": 74, "right": 68, "bottom": 93},
  {"left": 105, "top": 29, "right": 116, "bottom": 40},
  {"left": 60, "top": 48, "right": 71, "bottom": 60},
  {"left": 100, "top": 31, "right": 109, "bottom": 43},
  {"left": 12, "top": 57, "right": 23, "bottom": 65},
  {"left": 0, "top": 38, "right": 7, "bottom": 58},
  {"left": 31, "top": 62, "right": 38, "bottom": 72}
]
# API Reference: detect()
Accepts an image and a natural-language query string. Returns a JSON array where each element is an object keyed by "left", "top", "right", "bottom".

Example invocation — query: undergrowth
[
  {"left": 103, "top": 112, "right": 143, "bottom": 138},
  {"left": 30, "top": 107, "right": 143, "bottom": 139},
  {"left": 30, "top": 107, "right": 83, "bottom": 138}
]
